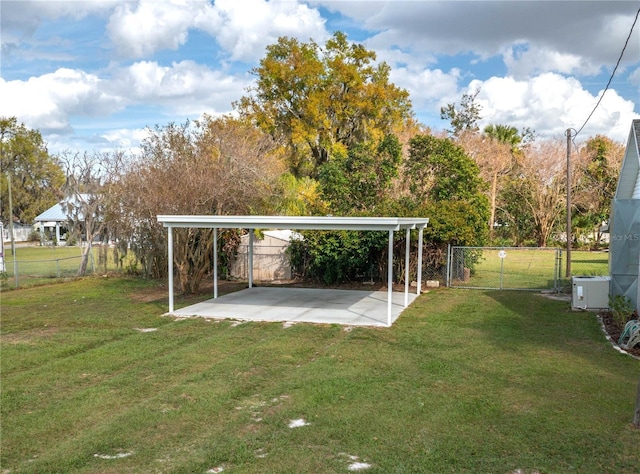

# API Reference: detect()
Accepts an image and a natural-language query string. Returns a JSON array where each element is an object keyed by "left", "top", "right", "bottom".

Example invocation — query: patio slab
[{"left": 170, "top": 287, "right": 419, "bottom": 327}]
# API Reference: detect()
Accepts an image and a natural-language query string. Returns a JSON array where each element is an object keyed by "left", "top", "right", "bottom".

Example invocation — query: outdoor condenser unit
[{"left": 571, "top": 276, "right": 610, "bottom": 310}]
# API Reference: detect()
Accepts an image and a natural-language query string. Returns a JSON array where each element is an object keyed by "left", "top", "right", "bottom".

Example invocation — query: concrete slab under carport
[{"left": 170, "top": 287, "right": 419, "bottom": 327}]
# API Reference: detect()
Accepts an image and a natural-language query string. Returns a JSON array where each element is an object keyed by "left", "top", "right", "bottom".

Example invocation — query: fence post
[
  {"left": 556, "top": 249, "right": 563, "bottom": 292},
  {"left": 446, "top": 244, "right": 451, "bottom": 287},
  {"left": 14, "top": 259, "right": 19, "bottom": 288}
]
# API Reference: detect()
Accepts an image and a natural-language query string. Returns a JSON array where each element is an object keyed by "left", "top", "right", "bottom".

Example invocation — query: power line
[{"left": 575, "top": 6, "right": 640, "bottom": 137}]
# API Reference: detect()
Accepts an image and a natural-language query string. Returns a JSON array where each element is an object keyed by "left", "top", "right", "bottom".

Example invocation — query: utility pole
[
  {"left": 7, "top": 172, "right": 16, "bottom": 257},
  {"left": 565, "top": 128, "right": 572, "bottom": 278}
]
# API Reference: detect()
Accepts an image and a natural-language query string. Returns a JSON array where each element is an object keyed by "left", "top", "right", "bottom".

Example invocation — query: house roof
[
  {"left": 615, "top": 119, "right": 640, "bottom": 200},
  {"left": 34, "top": 194, "right": 91, "bottom": 223},
  {"left": 34, "top": 203, "right": 67, "bottom": 223},
  {"left": 157, "top": 215, "right": 429, "bottom": 231}
]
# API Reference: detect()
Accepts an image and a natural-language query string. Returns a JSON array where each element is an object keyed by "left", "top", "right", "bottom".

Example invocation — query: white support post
[
  {"left": 249, "top": 229, "right": 254, "bottom": 288},
  {"left": 404, "top": 227, "right": 410, "bottom": 307},
  {"left": 213, "top": 228, "right": 218, "bottom": 299},
  {"left": 387, "top": 229, "right": 394, "bottom": 326},
  {"left": 417, "top": 226, "right": 424, "bottom": 295},
  {"left": 168, "top": 226, "right": 174, "bottom": 313}
]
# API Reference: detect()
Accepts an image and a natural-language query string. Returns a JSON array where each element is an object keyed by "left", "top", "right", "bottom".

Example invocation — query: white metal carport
[{"left": 157, "top": 215, "right": 429, "bottom": 327}]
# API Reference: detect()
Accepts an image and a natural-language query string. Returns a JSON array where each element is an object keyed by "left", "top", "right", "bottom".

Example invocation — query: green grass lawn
[
  {"left": 456, "top": 248, "right": 609, "bottom": 291},
  {"left": 2, "top": 277, "right": 639, "bottom": 472},
  {"left": 1, "top": 245, "right": 128, "bottom": 288}
]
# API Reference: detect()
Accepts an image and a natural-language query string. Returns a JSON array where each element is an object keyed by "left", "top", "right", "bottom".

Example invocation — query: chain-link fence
[
  {"left": 0, "top": 245, "right": 126, "bottom": 289},
  {"left": 447, "top": 246, "right": 609, "bottom": 292}
]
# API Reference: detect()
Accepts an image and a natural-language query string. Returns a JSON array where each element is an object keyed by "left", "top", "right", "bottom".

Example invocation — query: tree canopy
[
  {"left": 0, "top": 117, "right": 64, "bottom": 225},
  {"left": 110, "top": 115, "right": 284, "bottom": 292},
  {"left": 236, "top": 31, "right": 413, "bottom": 177}
]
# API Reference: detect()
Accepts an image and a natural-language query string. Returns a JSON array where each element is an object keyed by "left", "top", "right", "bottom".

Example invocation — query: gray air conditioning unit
[{"left": 572, "top": 276, "right": 610, "bottom": 311}]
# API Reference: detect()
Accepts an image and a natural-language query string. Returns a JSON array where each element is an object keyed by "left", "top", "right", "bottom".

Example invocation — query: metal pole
[
  {"left": 446, "top": 243, "right": 451, "bottom": 287},
  {"left": 7, "top": 173, "right": 16, "bottom": 258},
  {"left": 387, "top": 229, "right": 393, "bottom": 326},
  {"left": 417, "top": 225, "right": 424, "bottom": 295},
  {"left": 249, "top": 229, "right": 254, "bottom": 288},
  {"left": 7, "top": 173, "right": 18, "bottom": 287},
  {"left": 565, "top": 128, "right": 572, "bottom": 277},
  {"left": 213, "top": 228, "right": 218, "bottom": 299},
  {"left": 168, "top": 226, "right": 174, "bottom": 313},
  {"left": 404, "top": 228, "right": 410, "bottom": 307}
]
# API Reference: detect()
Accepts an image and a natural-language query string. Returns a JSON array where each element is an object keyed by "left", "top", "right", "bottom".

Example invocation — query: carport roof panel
[{"left": 157, "top": 215, "right": 429, "bottom": 231}]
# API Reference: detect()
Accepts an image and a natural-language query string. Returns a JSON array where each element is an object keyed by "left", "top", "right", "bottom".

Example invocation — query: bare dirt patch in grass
[{"left": 3, "top": 326, "right": 58, "bottom": 344}]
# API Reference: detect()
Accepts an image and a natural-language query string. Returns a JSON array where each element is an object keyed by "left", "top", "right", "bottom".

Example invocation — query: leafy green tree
[
  {"left": 236, "top": 31, "right": 412, "bottom": 177},
  {"left": 404, "top": 134, "right": 489, "bottom": 245},
  {"left": 272, "top": 173, "right": 327, "bottom": 216},
  {"left": 398, "top": 133, "right": 489, "bottom": 278},
  {"left": 0, "top": 117, "right": 64, "bottom": 225},
  {"left": 484, "top": 124, "right": 535, "bottom": 151},
  {"left": 318, "top": 134, "right": 402, "bottom": 214},
  {"left": 573, "top": 135, "right": 624, "bottom": 247},
  {"left": 440, "top": 88, "right": 482, "bottom": 137}
]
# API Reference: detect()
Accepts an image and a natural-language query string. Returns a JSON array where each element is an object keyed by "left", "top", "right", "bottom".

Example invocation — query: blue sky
[{"left": 1, "top": 0, "right": 639, "bottom": 154}]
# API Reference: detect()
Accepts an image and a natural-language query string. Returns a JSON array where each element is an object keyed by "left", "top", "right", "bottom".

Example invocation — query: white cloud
[
  {"left": 470, "top": 73, "right": 639, "bottom": 142},
  {"left": 317, "top": 1, "right": 639, "bottom": 75},
  {"left": 1, "top": 0, "right": 116, "bottom": 36},
  {"left": 0, "top": 69, "right": 124, "bottom": 133},
  {"left": 0, "top": 60, "right": 246, "bottom": 141},
  {"left": 110, "top": 60, "right": 248, "bottom": 115},
  {"left": 201, "top": 0, "right": 328, "bottom": 62},
  {"left": 391, "top": 67, "right": 461, "bottom": 112},
  {"left": 105, "top": 0, "right": 328, "bottom": 62},
  {"left": 503, "top": 43, "right": 601, "bottom": 79},
  {"left": 107, "top": 0, "right": 212, "bottom": 58}
]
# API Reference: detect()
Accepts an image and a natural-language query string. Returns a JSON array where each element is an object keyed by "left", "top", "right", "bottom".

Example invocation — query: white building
[
  {"left": 609, "top": 119, "right": 640, "bottom": 311},
  {"left": 230, "top": 230, "right": 300, "bottom": 281}
]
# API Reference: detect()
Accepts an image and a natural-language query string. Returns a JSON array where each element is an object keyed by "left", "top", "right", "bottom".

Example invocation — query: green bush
[{"left": 608, "top": 294, "right": 634, "bottom": 326}]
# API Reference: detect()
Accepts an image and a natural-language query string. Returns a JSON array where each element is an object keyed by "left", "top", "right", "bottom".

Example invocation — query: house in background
[
  {"left": 230, "top": 230, "right": 299, "bottom": 281},
  {"left": 609, "top": 119, "right": 640, "bottom": 311},
  {"left": 33, "top": 202, "right": 69, "bottom": 243}
]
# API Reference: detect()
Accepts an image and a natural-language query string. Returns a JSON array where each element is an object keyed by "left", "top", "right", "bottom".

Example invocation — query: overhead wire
[{"left": 574, "top": 6, "right": 640, "bottom": 138}]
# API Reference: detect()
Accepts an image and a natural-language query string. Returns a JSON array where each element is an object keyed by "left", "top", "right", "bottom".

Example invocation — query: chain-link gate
[{"left": 448, "top": 246, "right": 562, "bottom": 291}]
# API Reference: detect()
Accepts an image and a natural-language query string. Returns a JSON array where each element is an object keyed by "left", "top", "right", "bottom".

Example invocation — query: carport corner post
[
  {"left": 388, "top": 229, "right": 393, "bottom": 327},
  {"left": 168, "top": 225, "right": 174, "bottom": 313}
]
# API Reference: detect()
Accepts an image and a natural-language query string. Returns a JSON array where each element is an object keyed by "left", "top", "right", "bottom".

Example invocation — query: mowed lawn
[
  {"left": 457, "top": 248, "right": 609, "bottom": 290},
  {"left": 2, "top": 245, "right": 125, "bottom": 289},
  {"left": 2, "top": 277, "right": 639, "bottom": 473}
]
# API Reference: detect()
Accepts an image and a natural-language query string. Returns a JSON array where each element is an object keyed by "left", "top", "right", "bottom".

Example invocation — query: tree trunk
[
  {"left": 489, "top": 171, "right": 497, "bottom": 241},
  {"left": 77, "top": 241, "right": 92, "bottom": 276},
  {"left": 633, "top": 375, "right": 640, "bottom": 429}
]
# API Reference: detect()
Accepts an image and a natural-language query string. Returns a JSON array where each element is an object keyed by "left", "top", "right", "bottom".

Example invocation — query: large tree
[
  {"left": 573, "top": 135, "right": 624, "bottom": 246},
  {"left": 497, "top": 138, "right": 567, "bottom": 247},
  {"left": 59, "top": 150, "right": 125, "bottom": 275},
  {"left": 0, "top": 117, "right": 64, "bottom": 226},
  {"left": 403, "top": 134, "right": 489, "bottom": 246},
  {"left": 111, "top": 116, "right": 284, "bottom": 293},
  {"left": 318, "top": 134, "right": 402, "bottom": 215},
  {"left": 236, "top": 31, "right": 413, "bottom": 177},
  {"left": 457, "top": 130, "right": 514, "bottom": 241}
]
